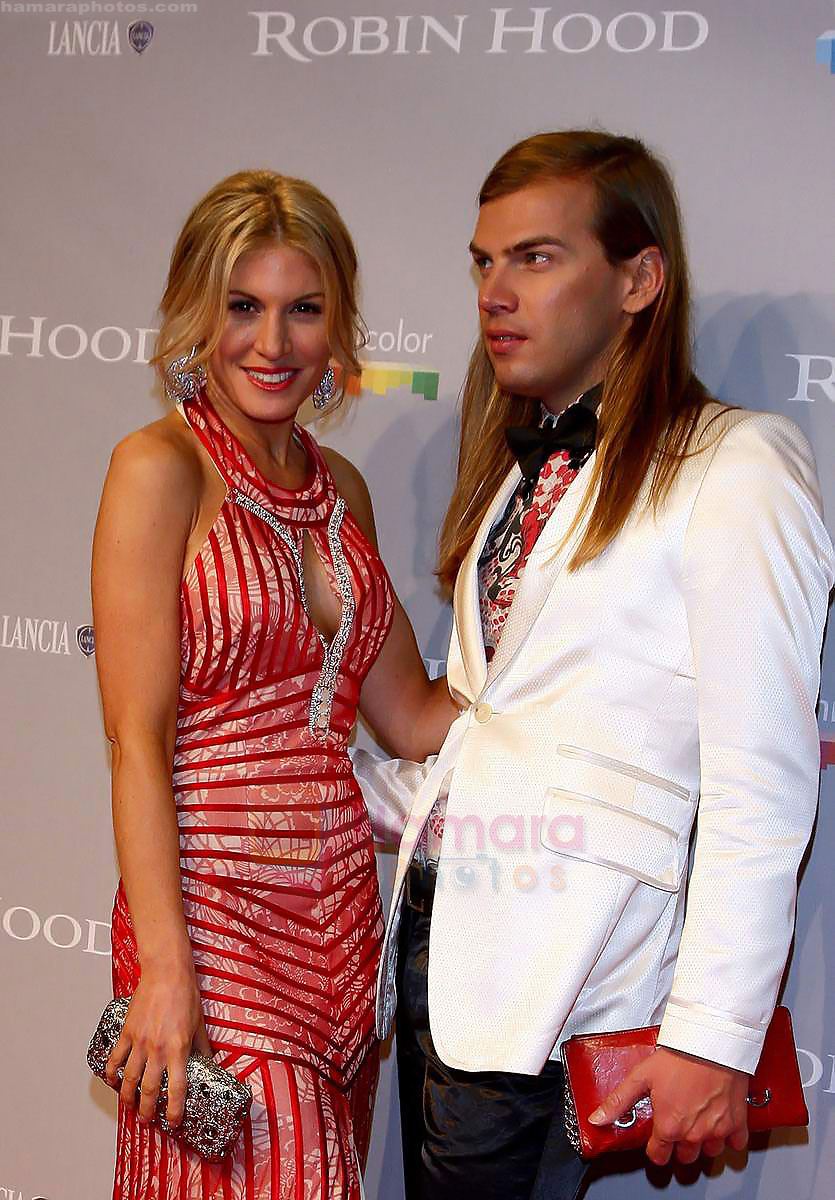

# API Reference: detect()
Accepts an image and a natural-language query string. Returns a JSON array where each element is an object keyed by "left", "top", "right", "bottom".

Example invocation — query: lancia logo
[
  {"left": 76, "top": 625, "right": 96, "bottom": 657},
  {"left": 128, "top": 21, "right": 154, "bottom": 55}
]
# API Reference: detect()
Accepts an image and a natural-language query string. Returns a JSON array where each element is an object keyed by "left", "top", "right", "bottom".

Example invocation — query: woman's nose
[{"left": 254, "top": 311, "right": 291, "bottom": 359}]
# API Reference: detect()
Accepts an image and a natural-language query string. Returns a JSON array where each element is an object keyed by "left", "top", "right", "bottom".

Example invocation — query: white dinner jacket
[{"left": 354, "top": 402, "right": 834, "bottom": 1076}]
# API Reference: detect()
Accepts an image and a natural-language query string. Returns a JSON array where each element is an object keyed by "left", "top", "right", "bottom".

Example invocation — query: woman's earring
[
  {"left": 312, "top": 366, "right": 336, "bottom": 410},
  {"left": 164, "top": 346, "right": 207, "bottom": 405}
]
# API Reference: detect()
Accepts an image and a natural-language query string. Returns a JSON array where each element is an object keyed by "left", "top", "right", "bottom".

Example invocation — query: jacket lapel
[
  {"left": 452, "top": 462, "right": 522, "bottom": 698},
  {"left": 485, "top": 451, "right": 599, "bottom": 686}
]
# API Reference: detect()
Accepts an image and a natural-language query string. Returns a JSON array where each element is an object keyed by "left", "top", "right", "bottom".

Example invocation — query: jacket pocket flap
[{"left": 540, "top": 789, "right": 685, "bottom": 892}]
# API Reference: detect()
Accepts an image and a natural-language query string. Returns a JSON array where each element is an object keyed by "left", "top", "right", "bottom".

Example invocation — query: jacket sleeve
[
  {"left": 350, "top": 747, "right": 435, "bottom": 845},
  {"left": 657, "top": 412, "right": 834, "bottom": 1074}
]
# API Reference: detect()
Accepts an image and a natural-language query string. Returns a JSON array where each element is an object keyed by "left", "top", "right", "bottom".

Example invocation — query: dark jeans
[{"left": 395, "top": 901, "right": 589, "bottom": 1200}]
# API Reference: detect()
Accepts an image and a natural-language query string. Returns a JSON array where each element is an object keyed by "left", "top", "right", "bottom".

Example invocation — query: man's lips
[
  {"left": 241, "top": 366, "right": 301, "bottom": 392},
  {"left": 485, "top": 330, "right": 527, "bottom": 355}
]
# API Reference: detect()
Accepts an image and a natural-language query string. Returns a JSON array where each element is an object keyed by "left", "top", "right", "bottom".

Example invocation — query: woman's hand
[{"left": 105, "top": 961, "right": 212, "bottom": 1128}]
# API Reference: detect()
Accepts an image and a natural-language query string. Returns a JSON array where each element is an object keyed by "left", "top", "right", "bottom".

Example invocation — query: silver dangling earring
[
  {"left": 164, "top": 345, "right": 207, "bottom": 406},
  {"left": 312, "top": 366, "right": 336, "bottom": 410}
]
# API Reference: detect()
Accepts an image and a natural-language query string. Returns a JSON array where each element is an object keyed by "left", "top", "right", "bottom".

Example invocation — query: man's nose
[{"left": 478, "top": 272, "right": 518, "bottom": 316}]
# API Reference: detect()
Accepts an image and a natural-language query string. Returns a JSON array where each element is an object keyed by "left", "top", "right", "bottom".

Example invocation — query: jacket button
[{"left": 474, "top": 702, "right": 493, "bottom": 723}]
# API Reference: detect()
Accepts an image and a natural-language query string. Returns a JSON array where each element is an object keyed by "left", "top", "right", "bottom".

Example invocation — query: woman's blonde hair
[
  {"left": 151, "top": 169, "right": 365, "bottom": 405},
  {"left": 438, "top": 131, "right": 717, "bottom": 591}
]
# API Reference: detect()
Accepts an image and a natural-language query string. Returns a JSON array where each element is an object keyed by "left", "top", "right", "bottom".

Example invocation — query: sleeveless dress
[{"left": 109, "top": 392, "right": 394, "bottom": 1199}]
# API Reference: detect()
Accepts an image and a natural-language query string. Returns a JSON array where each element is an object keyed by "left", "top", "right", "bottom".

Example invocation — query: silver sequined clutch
[{"left": 87, "top": 996, "right": 253, "bottom": 1162}]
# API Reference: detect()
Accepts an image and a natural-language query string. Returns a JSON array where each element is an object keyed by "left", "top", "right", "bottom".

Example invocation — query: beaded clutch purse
[{"left": 87, "top": 996, "right": 253, "bottom": 1162}]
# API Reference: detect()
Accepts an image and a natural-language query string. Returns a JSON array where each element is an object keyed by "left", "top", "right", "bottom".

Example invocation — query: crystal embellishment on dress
[
  {"left": 229, "top": 488, "right": 355, "bottom": 736},
  {"left": 309, "top": 498, "right": 355, "bottom": 734}
]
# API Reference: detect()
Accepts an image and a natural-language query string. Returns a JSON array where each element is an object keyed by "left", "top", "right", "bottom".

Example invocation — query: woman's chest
[{"left": 179, "top": 498, "right": 389, "bottom": 691}]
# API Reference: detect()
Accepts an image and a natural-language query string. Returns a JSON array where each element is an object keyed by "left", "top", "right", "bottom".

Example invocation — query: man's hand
[{"left": 588, "top": 1046, "right": 750, "bottom": 1165}]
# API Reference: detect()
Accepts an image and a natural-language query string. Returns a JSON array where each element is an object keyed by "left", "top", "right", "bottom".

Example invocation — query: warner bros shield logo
[
  {"left": 128, "top": 21, "right": 154, "bottom": 55},
  {"left": 76, "top": 625, "right": 96, "bottom": 657}
]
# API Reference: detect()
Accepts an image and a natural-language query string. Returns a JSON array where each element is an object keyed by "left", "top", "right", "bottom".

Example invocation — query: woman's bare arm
[{"left": 92, "top": 420, "right": 211, "bottom": 1128}]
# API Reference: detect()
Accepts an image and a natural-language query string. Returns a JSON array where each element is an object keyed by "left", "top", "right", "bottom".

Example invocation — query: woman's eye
[
  {"left": 292, "top": 302, "right": 323, "bottom": 315},
  {"left": 229, "top": 299, "right": 257, "bottom": 314}
]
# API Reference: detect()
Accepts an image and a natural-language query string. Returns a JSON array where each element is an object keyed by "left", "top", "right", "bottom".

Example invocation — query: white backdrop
[{"left": 1, "top": 3, "right": 833, "bottom": 1198}]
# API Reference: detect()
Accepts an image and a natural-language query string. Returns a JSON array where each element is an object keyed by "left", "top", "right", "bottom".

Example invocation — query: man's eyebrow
[
  {"left": 511, "top": 236, "right": 567, "bottom": 253},
  {"left": 468, "top": 236, "right": 567, "bottom": 258}
]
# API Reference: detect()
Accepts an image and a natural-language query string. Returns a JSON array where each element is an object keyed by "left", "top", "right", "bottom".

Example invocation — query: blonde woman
[{"left": 92, "top": 171, "right": 455, "bottom": 1198}]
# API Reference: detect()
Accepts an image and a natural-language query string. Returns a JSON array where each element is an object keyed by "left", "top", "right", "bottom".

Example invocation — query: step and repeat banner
[{"left": 1, "top": 2, "right": 833, "bottom": 1197}]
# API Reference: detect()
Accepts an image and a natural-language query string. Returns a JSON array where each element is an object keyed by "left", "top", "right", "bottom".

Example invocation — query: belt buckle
[{"left": 406, "top": 865, "right": 426, "bottom": 914}]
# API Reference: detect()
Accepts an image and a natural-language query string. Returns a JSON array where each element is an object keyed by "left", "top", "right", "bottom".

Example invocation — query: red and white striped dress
[{"left": 110, "top": 392, "right": 393, "bottom": 1198}]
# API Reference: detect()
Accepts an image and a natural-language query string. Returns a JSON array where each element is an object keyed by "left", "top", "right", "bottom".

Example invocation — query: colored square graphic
[
  {"left": 344, "top": 362, "right": 440, "bottom": 402},
  {"left": 816, "top": 31, "right": 835, "bottom": 72}
]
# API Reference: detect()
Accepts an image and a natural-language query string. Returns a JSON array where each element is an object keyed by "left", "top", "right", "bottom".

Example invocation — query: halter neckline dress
[{"left": 110, "top": 391, "right": 394, "bottom": 1199}]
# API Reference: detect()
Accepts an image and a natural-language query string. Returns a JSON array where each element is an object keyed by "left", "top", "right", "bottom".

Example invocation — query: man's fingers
[
  {"left": 729, "top": 1127, "right": 749, "bottom": 1153},
  {"left": 674, "top": 1139, "right": 703, "bottom": 1165},
  {"left": 646, "top": 1133, "right": 675, "bottom": 1166},
  {"left": 588, "top": 1066, "right": 650, "bottom": 1125},
  {"left": 702, "top": 1137, "right": 726, "bottom": 1158}
]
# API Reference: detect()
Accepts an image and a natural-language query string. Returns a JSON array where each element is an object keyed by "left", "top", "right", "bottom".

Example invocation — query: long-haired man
[{"left": 356, "top": 131, "right": 833, "bottom": 1198}]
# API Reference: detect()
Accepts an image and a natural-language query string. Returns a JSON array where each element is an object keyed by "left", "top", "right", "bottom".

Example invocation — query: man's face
[{"left": 470, "top": 177, "right": 633, "bottom": 413}]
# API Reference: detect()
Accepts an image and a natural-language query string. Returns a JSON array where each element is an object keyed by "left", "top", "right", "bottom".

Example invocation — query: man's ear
[{"left": 622, "top": 246, "right": 664, "bottom": 315}]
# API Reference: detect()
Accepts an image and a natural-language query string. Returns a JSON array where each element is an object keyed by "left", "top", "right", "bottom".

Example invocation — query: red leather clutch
[{"left": 560, "top": 1005, "right": 809, "bottom": 1158}]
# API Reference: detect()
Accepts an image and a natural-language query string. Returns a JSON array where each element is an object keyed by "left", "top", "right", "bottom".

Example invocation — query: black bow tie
[{"left": 505, "top": 394, "right": 599, "bottom": 495}]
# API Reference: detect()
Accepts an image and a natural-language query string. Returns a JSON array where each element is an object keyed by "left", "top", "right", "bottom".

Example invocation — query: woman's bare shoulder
[
  {"left": 107, "top": 411, "right": 203, "bottom": 498},
  {"left": 320, "top": 444, "right": 377, "bottom": 546}
]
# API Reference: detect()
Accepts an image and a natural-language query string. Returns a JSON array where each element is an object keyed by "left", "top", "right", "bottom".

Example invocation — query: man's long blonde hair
[
  {"left": 151, "top": 170, "right": 365, "bottom": 404},
  {"left": 438, "top": 131, "right": 714, "bottom": 592}
]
